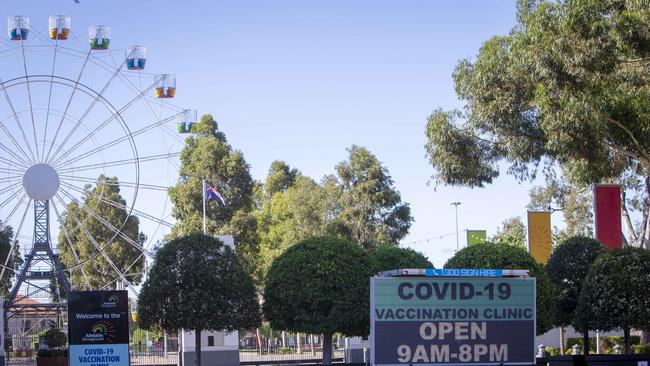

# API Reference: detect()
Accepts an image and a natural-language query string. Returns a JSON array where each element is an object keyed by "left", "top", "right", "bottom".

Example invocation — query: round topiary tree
[
  {"left": 546, "top": 236, "right": 605, "bottom": 355},
  {"left": 575, "top": 246, "right": 650, "bottom": 354},
  {"left": 44, "top": 328, "right": 67, "bottom": 349},
  {"left": 138, "top": 233, "right": 261, "bottom": 366},
  {"left": 263, "top": 236, "right": 373, "bottom": 365},
  {"left": 444, "top": 242, "right": 555, "bottom": 334},
  {"left": 369, "top": 245, "right": 433, "bottom": 274}
]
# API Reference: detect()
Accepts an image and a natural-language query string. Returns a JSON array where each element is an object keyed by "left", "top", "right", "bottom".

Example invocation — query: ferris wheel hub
[{"left": 22, "top": 163, "right": 60, "bottom": 200}]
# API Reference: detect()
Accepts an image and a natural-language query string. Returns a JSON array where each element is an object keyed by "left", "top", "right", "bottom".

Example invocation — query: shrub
[
  {"left": 632, "top": 344, "right": 650, "bottom": 355},
  {"left": 44, "top": 328, "right": 67, "bottom": 349}
]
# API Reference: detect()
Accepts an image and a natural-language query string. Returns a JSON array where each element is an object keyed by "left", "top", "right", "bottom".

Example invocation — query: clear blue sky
[{"left": 3, "top": 0, "right": 554, "bottom": 267}]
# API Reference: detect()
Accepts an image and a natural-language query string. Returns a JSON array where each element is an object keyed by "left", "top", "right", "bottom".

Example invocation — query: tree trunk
[
  {"left": 559, "top": 327, "right": 565, "bottom": 354},
  {"left": 582, "top": 329, "right": 590, "bottom": 355},
  {"left": 194, "top": 330, "right": 202, "bottom": 366},
  {"left": 621, "top": 192, "right": 639, "bottom": 246},
  {"left": 624, "top": 327, "right": 631, "bottom": 355},
  {"left": 322, "top": 333, "right": 333, "bottom": 366}
]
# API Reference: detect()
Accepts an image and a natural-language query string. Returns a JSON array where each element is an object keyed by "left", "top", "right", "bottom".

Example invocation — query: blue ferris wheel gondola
[
  {"left": 8, "top": 16, "right": 29, "bottom": 41},
  {"left": 125, "top": 45, "right": 146, "bottom": 70}
]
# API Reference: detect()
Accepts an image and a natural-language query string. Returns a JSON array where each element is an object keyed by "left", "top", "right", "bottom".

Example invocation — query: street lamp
[{"left": 451, "top": 202, "right": 461, "bottom": 251}]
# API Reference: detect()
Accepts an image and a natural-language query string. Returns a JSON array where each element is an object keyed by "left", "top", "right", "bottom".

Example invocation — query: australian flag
[{"left": 204, "top": 184, "right": 226, "bottom": 206}]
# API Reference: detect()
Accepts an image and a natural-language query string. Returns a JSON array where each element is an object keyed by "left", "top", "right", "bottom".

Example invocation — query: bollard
[
  {"left": 613, "top": 344, "right": 622, "bottom": 355},
  {"left": 537, "top": 344, "right": 547, "bottom": 358},
  {"left": 572, "top": 344, "right": 581, "bottom": 355}
]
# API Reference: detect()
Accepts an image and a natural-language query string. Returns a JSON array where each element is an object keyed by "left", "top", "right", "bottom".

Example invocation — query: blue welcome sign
[
  {"left": 68, "top": 291, "right": 130, "bottom": 366},
  {"left": 370, "top": 274, "right": 536, "bottom": 365}
]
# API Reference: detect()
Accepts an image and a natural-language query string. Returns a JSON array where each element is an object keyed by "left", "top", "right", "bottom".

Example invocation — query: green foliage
[
  {"left": 58, "top": 175, "right": 145, "bottom": 290},
  {"left": 263, "top": 236, "right": 373, "bottom": 336},
  {"left": 426, "top": 0, "right": 650, "bottom": 185},
  {"left": 369, "top": 245, "right": 433, "bottom": 274},
  {"left": 528, "top": 177, "right": 593, "bottom": 238},
  {"left": 0, "top": 224, "right": 21, "bottom": 297},
  {"left": 424, "top": 0, "right": 650, "bottom": 248},
  {"left": 333, "top": 145, "right": 413, "bottom": 249},
  {"left": 546, "top": 236, "right": 605, "bottom": 328},
  {"left": 632, "top": 343, "right": 650, "bottom": 355},
  {"left": 137, "top": 234, "right": 260, "bottom": 333},
  {"left": 265, "top": 161, "right": 299, "bottom": 197},
  {"left": 490, "top": 217, "right": 527, "bottom": 249},
  {"left": 131, "top": 328, "right": 163, "bottom": 345},
  {"left": 566, "top": 336, "right": 642, "bottom": 354},
  {"left": 168, "top": 114, "right": 259, "bottom": 276},
  {"left": 444, "top": 243, "right": 555, "bottom": 334},
  {"left": 256, "top": 146, "right": 413, "bottom": 283},
  {"left": 575, "top": 247, "right": 650, "bottom": 335},
  {"left": 44, "top": 329, "right": 67, "bottom": 349},
  {"left": 257, "top": 176, "right": 335, "bottom": 279}
]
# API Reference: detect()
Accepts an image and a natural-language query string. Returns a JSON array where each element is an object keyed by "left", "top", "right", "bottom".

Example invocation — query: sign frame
[
  {"left": 68, "top": 290, "right": 130, "bottom": 366},
  {"left": 370, "top": 273, "right": 536, "bottom": 366}
]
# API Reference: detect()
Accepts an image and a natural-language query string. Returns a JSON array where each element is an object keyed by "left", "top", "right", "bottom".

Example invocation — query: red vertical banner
[{"left": 594, "top": 184, "right": 622, "bottom": 249}]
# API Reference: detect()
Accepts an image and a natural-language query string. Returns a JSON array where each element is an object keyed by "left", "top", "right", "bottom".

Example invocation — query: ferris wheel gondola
[{"left": 0, "top": 14, "right": 194, "bottom": 316}]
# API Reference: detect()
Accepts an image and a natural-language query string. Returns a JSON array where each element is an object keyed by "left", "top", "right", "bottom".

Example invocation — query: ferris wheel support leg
[{"left": 5, "top": 200, "right": 71, "bottom": 313}]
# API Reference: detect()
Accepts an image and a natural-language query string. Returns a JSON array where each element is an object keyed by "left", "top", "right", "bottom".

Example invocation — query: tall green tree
[
  {"left": 332, "top": 145, "right": 413, "bottom": 249},
  {"left": 168, "top": 114, "right": 259, "bottom": 275},
  {"left": 58, "top": 175, "right": 144, "bottom": 290},
  {"left": 0, "top": 224, "right": 22, "bottom": 297},
  {"left": 138, "top": 234, "right": 260, "bottom": 366},
  {"left": 546, "top": 236, "right": 605, "bottom": 355},
  {"left": 445, "top": 243, "right": 555, "bottom": 335},
  {"left": 424, "top": 0, "right": 650, "bottom": 248},
  {"left": 490, "top": 216, "right": 527, "bottom": 249},
  {"left": 263, "top": 236, "right": 372, "bottom": 365},
  {"left": 264, "top": 160, "right": 299, "bottom": 197},
  {"left": 257, "top": 175, "right": 335, "bottom": 279},
  {"left": 575, "top": 247, "right": 650, "bottom": 354}
]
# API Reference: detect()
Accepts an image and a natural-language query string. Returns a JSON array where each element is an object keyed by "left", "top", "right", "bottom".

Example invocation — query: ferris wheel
[{"left": 0, "top": 15, "right": 195, "bottom": 315}]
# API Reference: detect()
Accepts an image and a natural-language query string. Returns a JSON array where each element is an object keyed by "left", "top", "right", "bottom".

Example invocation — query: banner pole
[{"left": 202, "top": 179, "right": 206, "bottom": 235}]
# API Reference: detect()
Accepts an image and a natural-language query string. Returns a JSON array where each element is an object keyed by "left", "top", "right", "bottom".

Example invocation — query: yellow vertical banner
[{"left": 527, "top": 211, "right": 552, "bottom": 264}]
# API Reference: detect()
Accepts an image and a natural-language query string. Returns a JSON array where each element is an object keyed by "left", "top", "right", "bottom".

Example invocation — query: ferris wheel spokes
[
  {"left": 19, "top": 39, "right": 40, "bottom": 162},
  {"left": 41, "top": 17, "right": 65, "bottom": 160},
  {"left": 57, "top": 188, "right": 153, "bottom": 257},
  {"left": 56, "top": 152, "right": 178, "bottom": 175},
  {"left": 43, "top": 48, "right": 92, "bottom": 163},
  {"left": 58, "top": 193, "right": 138, "bottom": 294},
  {"left": 50, "top": 199, "right": 92, "bottom": 290},
  {"left": 0, "top": 79, "right": 37, "bottom": 164},
  {"left": 46, "top": 57, "right": 127, "bottom": 166},
  {"left": 1, "top": 193, "right": 28, "bottom": 232},
  {"left": 59, "top": 181, "right": 174, "bottom": 229},
  {"left": 0, "top": 198, "right": 30, "bottom": 285},
  {"left": 0, "top": 175, "right": 22, "bottom": 184},
  {"left": 58, "top": 175, "right": 169, "bottom": 192},
  {"left": 53, "top": 111, "right": 182, "bottom": 169},
  {"left": 48, "top": 76, "right": 161, "bottom": 166}
]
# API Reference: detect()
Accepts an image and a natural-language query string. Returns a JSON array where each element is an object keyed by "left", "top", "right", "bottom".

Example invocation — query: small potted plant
[{"left": 36, "top": 329, "right": 68, "bottom": 366}]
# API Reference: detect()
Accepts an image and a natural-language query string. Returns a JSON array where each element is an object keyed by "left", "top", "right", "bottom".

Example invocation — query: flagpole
[{"left": 202, "top": 179, "right": 207, "bottom": 235}]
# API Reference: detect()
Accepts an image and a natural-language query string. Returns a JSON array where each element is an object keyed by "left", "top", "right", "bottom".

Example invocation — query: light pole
[{"left": 451, "top": 202, "right": 461, "bottom": 251}]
